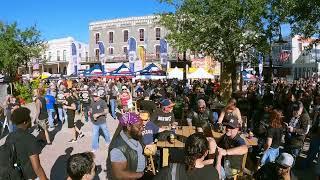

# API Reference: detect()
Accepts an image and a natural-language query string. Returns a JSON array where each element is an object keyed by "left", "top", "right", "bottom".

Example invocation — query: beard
[{"left": 130, "top": 131, "right": 141, "bottom": 140}]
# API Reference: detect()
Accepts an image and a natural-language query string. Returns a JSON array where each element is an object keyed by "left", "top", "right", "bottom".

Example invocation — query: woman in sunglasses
[{"left": 119, "top": 86, "right": 132, "bottom": 113}]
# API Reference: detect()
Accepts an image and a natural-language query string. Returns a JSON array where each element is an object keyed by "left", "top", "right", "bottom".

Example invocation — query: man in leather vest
[
  {"left": 107, "top": 112, "right": 145, "bottom": 180},
  {"left": 187, "top": 99, "right": 213, "bottom": 133}
]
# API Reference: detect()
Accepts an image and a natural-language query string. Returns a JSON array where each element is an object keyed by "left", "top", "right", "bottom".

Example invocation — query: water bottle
[{"left": 224, "top": 159, "right": 232, "bottom": 178}]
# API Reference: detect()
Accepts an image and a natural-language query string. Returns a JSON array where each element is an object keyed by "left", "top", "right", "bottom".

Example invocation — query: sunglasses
[
  {"left": 199, "top": 106, "right": 206, "bottom": 109},
  {"left": 122, "top": 89, "right": 127, "bottom": 90}
]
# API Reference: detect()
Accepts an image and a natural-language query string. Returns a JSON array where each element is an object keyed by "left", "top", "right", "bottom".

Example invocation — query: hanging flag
[
  {"left": 71, "top": 43, "right": 78, "bottom": 75},
  {"left": 138, "top": 46, "right": 146, "bottom": 68},
  {"left": 258, "top": 52, "right": 263, "bottom": 80},
  {"left": 128, "top": 37, "right": 137, "bottom": 72},
  {"left": 98, "top": 41, "right": 106, "bottom": 73},
  {"left": 160, "top": 39, "right": 168, "bottom": 70},
  {"left": 279, "top": 50, "right": 291, "bottom": 62}
]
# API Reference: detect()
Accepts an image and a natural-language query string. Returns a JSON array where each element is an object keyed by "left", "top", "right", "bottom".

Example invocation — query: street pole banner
[
  {"left": 98, "top": 41, "right": 106, "bottom": 73},
  {"left": 138, "top": 46, "right": 146, "bottom": 68},
  {"left": 258, "top": 52, "right": 263, "bottom": 95},
  {"left": 160, "top": 39, "right": 168, "bottom": 70},
  {"left": 128, "top": 37, "right": 137, "bottom": 72},
  {"left": 71, "top": 43, "right": 78, "bottom": 75}
]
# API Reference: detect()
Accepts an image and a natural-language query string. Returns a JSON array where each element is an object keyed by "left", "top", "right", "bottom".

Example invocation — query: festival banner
[
  {"left": 71, "top": 43, "right": 78, "bottom": 75},
  {"left": 138, "top": 46, "right": 146, "bottom": 68},
  {"left": 160, "top": 39, "right": 168, "bottom": 68},
  {"left": 98, "top": 41, "right": 106, "bottom": 73},
  {"left": 128, "top": 37, "right": 137, "bottom": 72}
]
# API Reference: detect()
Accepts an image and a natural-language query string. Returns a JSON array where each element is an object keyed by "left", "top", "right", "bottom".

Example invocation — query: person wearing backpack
[{"left": 0, "top": 107, "right": 48, "bottom": 180}]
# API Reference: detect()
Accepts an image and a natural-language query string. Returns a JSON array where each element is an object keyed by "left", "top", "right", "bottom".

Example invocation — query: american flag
[{"left": 279, "top": 50, "right": 291, "bottom": 62}]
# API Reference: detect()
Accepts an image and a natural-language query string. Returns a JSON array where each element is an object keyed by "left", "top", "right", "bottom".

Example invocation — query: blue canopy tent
[
  {"left": 108, "top": 64, "right": 134, "bottom": 77},
  {"left": 83, "top": 64, "right": 105, "bottom": 77},
  {"left": 136, "top": 63, "right": 165, "bottom": 76}
]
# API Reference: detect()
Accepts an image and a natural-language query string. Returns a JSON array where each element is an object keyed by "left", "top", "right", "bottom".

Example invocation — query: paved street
[{"left": 0, "top": 103, "right": 119, "bottom": 180}]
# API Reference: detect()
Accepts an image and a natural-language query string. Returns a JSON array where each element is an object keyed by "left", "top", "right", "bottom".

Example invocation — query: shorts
[
  {"left": 37, "top": 119, "right": 48, "bottom": 130},
  {"left": 67, "top": 115, "right": 75, "bottom": 128}
]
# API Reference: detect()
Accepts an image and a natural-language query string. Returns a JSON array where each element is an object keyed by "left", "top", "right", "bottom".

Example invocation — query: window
[
  {"left": 63, "top": 50, "right": 67, "bottom": 61},
  {"left": 139, "top": 29, "right": 144, "bottom": 41},
  {"left": 109, "top": 47, "right": 114, "bottom": 55},
  {"left": 156, "top": 28, "right": 161, "bottom": 40},
  {"left": 123, "top": 47, "right": 128, "bottom": 54},
  {"left": 48, "top": 68, "right": 52, "bottom": 74},
  {"left": 85, "top": 52, "right": 88, "bottom": 61},
  {"left": 79, "top": 53, "right": 81, "bottom": 58},
  {"left": 57, "top": 50, "right": 60, "bottom": 61},
  {"left": 78, "top": 43, "right": 81, "bottom": 49},
  {"left": 48, "top": 52, "right": 52, "bottom": 61},
  {"left": 123, "top": 30, "right": 129, "bottom": 42},
  {"left": 109, "top": 32, "right": 114, "bottom": 43},
  {"left": 95, "top": 33, "right": 100, "bottom": 44},
  {"left": 95, "top": 49, "right": 100, "bottom": 60},
  {"left": 156, "top": 45, "right": 160, "bottom": 59}
]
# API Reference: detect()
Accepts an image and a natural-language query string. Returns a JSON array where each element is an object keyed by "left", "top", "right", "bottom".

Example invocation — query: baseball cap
[
  {"left": 223, "top": 115, "right": 240, "bottom": 129},
  {"left": 276, "top": 153, "right": 294, "bottom": 168},
  {"left": 119, "top": 112, "right": 141, "bottom": 126},
  {"left": 161, "top": 99, "right": 175, "bottom": 107}
]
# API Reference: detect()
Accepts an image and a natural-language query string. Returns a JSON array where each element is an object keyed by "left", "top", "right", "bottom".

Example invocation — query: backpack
[{"left": 0, "top": 141, "right": 24, "bottom": 180}]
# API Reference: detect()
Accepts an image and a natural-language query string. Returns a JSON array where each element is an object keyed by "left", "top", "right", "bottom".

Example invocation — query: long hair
[
  {"left": 225, "top": 98, "right": 237, "bottom": 111},
  {"left": 269, "top": 109, "right": 283, "bottom": 128},
  {"left": 184, "top": 133, "right": 209, "bottom": 172}
]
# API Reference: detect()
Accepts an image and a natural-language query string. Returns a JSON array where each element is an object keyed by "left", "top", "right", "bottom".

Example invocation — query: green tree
[
  {"left": 0, "top": 22, "right": 45, "bottom": 80},
  {"left": 159, "top": 0, "right": 268, "bottom": 99}
]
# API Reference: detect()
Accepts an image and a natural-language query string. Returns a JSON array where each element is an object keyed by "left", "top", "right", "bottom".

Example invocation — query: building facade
[
  {"left": 88, "top": 15, "right": 175, "bottom": 70},
  {"left": 40, "top": 37, "right": 89, "bottom": 75}
]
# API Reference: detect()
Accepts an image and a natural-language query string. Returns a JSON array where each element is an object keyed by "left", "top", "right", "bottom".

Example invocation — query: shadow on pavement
[{"left": 50, "top": 147, "right": 73, "bottom": 180}]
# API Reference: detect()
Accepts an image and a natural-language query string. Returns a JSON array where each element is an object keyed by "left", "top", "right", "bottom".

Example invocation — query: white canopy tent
[
  {"left": 187, "top": 68, "right": 215, "bottom": 79},
  {"left": 167, "top": 67, "right": 183, "bottom": 80}
]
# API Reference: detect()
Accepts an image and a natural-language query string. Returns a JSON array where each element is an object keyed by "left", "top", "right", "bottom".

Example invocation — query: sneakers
[
  {"left": 68, "top": 139, "right": 77, "bottom": 143},
  {"left": 78, "top": 132, "right": 85, "bottom": 138}
]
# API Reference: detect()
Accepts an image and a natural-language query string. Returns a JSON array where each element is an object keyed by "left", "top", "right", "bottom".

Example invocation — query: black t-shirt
[
  {"left": 267, "top": 127, "right": 283, "bottom": 148},
  {"left": 5, "top": 128, "right": 41, "bottom": 179},
  {"left": 151, "top": 108, "right": 175, "bottom": 127},
  {"left": 217, "top": 134, "right": 246, "bottom": 170},
  {"left": 65, "top": 96, "right": 75, "bottom": 117},
  {"left": 154, "top": 163, "right": 219, "bottom": 180},
  {"left": 80, "top": 90, "right": 91, "bottom": 106}
]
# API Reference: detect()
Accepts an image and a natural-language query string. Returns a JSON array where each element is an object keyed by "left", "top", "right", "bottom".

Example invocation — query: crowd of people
[{"left": 0, "top": 76, "right": 319, "bottom": 180}]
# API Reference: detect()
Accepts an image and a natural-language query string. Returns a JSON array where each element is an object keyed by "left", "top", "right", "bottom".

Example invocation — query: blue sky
[
  {"left": 0, "top": 0, "right": 291, "bottom": 43},
  {"left": 0, "top": 0, "right": 172, "bottom": 43}
]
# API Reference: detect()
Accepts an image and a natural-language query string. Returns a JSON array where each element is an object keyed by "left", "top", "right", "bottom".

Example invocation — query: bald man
[{"left": 187, "top": 99, "right": 214, "bottom": 133}]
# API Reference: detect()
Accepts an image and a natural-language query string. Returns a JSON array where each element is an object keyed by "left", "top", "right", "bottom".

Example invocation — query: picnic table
[{"left": 156, "top": 126, "right": 258, "bottom": 167}]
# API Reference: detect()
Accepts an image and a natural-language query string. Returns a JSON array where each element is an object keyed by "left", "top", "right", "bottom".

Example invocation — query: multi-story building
[
  {"left": 40, "top": 37, "right": 89, "bottom": 75},
  {"left": 87, "top": 15, "right": 175, "bottom": 70}
]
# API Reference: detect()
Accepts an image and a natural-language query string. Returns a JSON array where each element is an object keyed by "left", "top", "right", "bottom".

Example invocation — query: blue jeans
[
  {"left": 92, "top": 123, "right": 111, "bottom": 150},
  {"left": 47, "top": 109, "right": 55, "bottom": 128},
  {"left": 58, "top": 107, "right": 67, "bottom": 123},
  {"left": 110, "top": 99, "right": 117, "bottom": 119},
  {"left": 261, "top": 147, "right": 280, "bottom": 166}
]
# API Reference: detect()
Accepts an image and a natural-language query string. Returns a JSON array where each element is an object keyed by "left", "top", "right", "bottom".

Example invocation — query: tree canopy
[{"left": 0, "top": 22, "right": 45, "bottom": 79}]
